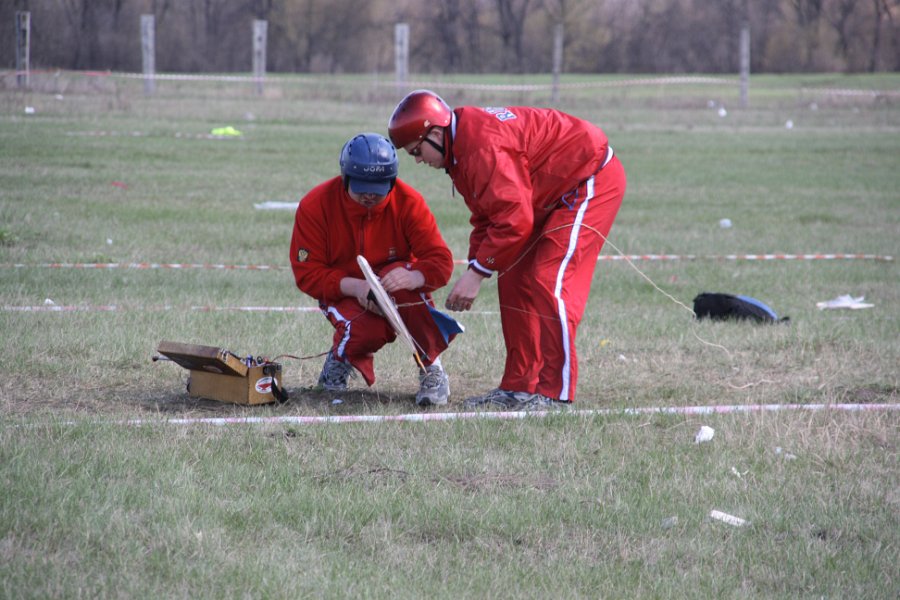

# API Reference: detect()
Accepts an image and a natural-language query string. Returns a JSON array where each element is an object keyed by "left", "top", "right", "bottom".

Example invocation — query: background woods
[{"left": 2, "top": 0, "right": 898, "bottom": 75}]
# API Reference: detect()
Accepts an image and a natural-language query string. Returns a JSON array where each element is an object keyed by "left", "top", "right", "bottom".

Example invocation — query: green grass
[
  {"left": 1, "top": 72, "right": 898, "bottom": 598},
  {"left": 2, "top": 412, "right": 896, "bottom": 598}
]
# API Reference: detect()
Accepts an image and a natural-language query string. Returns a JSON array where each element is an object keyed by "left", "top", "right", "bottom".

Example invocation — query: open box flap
[{"left": 156, "top": 340, "right": 248, "bottom": 377}]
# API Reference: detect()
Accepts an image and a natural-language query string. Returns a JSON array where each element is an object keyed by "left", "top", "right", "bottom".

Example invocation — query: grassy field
[{"left": 1, "top": 72, "right": 898, "bottom": 598}]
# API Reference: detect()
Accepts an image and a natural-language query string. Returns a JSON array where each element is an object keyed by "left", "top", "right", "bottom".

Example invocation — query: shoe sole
[
  {"left": 417, "top": 397, "right": 449, "bottom": 407},
  {"left": 463, "top": 399, "right": 557, "bottom": 411},
  {"left": 320, "top": 384, "right": 348, "bottom": 393},
  {"left": 463, "top": 401, "right": 516, "bottom": 410}
]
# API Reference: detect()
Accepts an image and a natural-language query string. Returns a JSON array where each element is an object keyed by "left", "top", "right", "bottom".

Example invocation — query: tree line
[{"left": 2, "top": 0, "right": 898, "bottom": 75}]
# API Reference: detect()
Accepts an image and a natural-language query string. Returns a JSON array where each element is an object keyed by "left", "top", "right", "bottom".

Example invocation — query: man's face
[
  {"left": 404, "top": 127, "right": 444, "bottom": 170},
  {"left": 348, "top": 189, "right": 387, "bottom": 208}
]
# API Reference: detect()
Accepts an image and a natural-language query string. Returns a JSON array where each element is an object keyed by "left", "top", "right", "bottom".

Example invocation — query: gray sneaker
[
  {"left": 463, "top": 388, "right": 540, "bottom": 410},
  {"left": 416, "top": 364, "right": 450, "bottom": 406},
  {"left": 317, "top": 351, "right": 354, "bottom": 392},
  {"left": 524, "top": 394, "right": 568, "bottom": 411}
]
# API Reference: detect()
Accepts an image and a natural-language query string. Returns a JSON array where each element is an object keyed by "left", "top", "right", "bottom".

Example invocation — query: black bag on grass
[{"left": 693, "top": 292, "right": 789, "bottom": 324}]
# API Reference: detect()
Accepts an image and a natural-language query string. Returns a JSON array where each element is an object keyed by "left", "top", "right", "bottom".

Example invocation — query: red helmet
[{"left": 388, "top": 90, "right": 452, "bottom": 150}]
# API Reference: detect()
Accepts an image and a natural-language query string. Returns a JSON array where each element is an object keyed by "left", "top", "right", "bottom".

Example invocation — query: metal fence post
[
  {"left": 740, "top": 22, "right": 750, "bottom": 108},
  {"left": 552, "top": 23, "right": 564, "bottom": 105},
  {"left": 141, "top": 15, "right": 156, "bottom": 96},
  {"left": 253, "top": 20, "right": 267, "bottom": 96},
  {"left": 15, "top": 11, "right": 31, "bottom": 89},
  {"left": 395, "top": 23, "right": 409, "bottom": 90}
]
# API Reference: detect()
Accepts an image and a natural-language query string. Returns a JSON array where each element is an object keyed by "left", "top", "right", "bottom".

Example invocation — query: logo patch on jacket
[
  {"left": 484, "top": 107, "right": 517, "bottom": 122},
  {"left": 296, "top": 248, "right": 309, "bottom": 262}
]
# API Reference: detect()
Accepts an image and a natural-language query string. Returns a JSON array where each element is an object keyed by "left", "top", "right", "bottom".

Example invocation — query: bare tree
[
  {"left": 55, "top": 0, "right": 81, "bottom": 68},
  {"left": 494, "top": 0, "right": 532, "bottom": 73},
  {"left": 867, "top": 0, "right": 890, "bottom": 71},
  {"left": 457, "top": 0, "right": 488, "bottom": 72},
  {"left": 887, "top": 0, "right": 900, "bottom": 70},
  {"left": 435, "top": 0, "right": 464, "bottom": 72},
  {"left": 1, "top": 0, "right": 896, "bottom": 75},
  {"left": 788, "top": 0, "right": 825, "bottom": 69},
  {"left": 540, "top": 0, "right": 598, "bottom": 72},
  {"left": 789, "top": 0, "right": 824, "bottom": 25},
  {"left": 824, "top": 0, "right": 858, "bottom": 66},
  {"left": 250, "top": 0, "right": 275, "bottom": 19}
]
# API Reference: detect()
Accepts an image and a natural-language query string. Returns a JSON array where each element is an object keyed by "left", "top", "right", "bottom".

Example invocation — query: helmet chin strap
[
  {"left": 424, "top": 138, "right": 444, "bottom": 156},
  {"left": 435, "top": 126, "right": 452, "bottom": 170}
]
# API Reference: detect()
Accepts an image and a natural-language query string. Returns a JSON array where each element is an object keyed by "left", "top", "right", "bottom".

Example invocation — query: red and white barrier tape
[
  {"left": 50, "top": 403, "right": 900, "bottom": 427},
  {"left": 2, "top": 262, "right": 284, "bottom": 270},
  {"left": 1, "top": 304, "right": 502, "bottom": 315},
  {"left": 65, "top": 130, "right": 229, "bottom": 139},
  {"left": 809, "top": 88, "right": 900, "bottom": 98},
  {"left": 601, "top": 253, "right": 893, "bottom": 262},
  {"left": 1, "top": 304, "right": 499, "bottom": 315},
  {"left": 3, "top": 304, "right": 321, "bottom": 313},
  {"left": 1, "top": 254, "right": 892, "bottom": 273}
]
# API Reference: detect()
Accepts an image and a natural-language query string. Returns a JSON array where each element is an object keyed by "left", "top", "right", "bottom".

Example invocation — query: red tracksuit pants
[
  {"left": 497, "top": 156, "right": 626, "bottom": 401},
  {"left": 321, "top": 262, "right": 450, "bottom": 386}
]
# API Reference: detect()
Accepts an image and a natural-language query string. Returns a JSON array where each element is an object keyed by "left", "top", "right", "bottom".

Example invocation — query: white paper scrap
[
  {"left": 816, "top": 294, "right": 874, "bottom": 310},
  {"left": 695, "top": 425, "right": 715, "bottom": 444},
  {"left": 709, "top": 510, "right": 749, "bottom": 527},
  {"left": 775, "top": 447, "right": 797, "bottom": 460},
  {"left": 254, "top": 201, "right": 299, "bottom": 211}
]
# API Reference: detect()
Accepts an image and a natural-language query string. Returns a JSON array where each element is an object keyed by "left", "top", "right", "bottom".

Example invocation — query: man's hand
[
  {"left": 445, "top": 268, "right": 484, "bottom": 312},
  {"left": 340, "top": 277, "right": 382, "bottom": 315},
  {"left": 380, "top": 268, "right": 425, "bottom": 293}
]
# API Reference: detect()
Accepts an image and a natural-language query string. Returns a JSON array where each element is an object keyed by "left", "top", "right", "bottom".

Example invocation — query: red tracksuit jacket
[
  {"left": 448, "top": 106, "right": 610, "bottom": 277},
  {"left": 290, "top": 177, "right": 453, "bottom": 302}
]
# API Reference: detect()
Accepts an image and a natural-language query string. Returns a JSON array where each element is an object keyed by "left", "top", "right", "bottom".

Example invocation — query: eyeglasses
[
  {"left": 408, "top": 138, "right": 425, "bottom": 157},
  {"left": 407, "top": 127, "right": 436, "bottom": 157}
]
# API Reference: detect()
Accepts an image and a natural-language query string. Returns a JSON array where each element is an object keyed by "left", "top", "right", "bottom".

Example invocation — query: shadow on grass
[{"left": 140, "top": 386, "right": 419, "bottom": 416}]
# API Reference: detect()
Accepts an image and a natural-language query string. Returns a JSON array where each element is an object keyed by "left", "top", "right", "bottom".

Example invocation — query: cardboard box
[{"left": 156, "top": 341, "right": 284, "bottom": 405}]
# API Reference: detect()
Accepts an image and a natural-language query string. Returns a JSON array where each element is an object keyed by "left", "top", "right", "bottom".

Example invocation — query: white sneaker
[{"left": 416, "top": 364, "right": 450, "bottom": 406}]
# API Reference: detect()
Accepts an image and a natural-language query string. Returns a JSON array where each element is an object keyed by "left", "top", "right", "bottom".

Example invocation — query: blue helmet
[{"left": 340, "top": 133, "right": 398, "bottom": 196}]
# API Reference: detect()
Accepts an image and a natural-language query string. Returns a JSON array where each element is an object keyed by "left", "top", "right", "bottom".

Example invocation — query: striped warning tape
[
  {"left": 2, "top": 262, "right": 284, "bottom": 270},
  {"left": 808, "top": 88, "right": 900, "bottom": 98},
  {"left": 379, "top": 76, "right": 737, "bottom": 91},
  {"left": 1, "top": 304, "right": 500, "bottom": 314},
  {"left": 65, "top": 130, "right": 231, "bottom": 140},
  {"left": 22, "top": 403, "right": 900, "bottom": 428},
  {"left": 602, "top": 253, "right": 893, "bottom": 262},
  {"left": 2, "top": 304, "right": 321, "bottom": 313},
  {"left": 1, "top": 254, "right": 892, "bottom": 272}
]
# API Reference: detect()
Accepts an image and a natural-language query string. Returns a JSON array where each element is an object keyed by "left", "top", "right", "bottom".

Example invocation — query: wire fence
[{"left": 3, "top": 69, "right": 898, "bottom": 109}]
